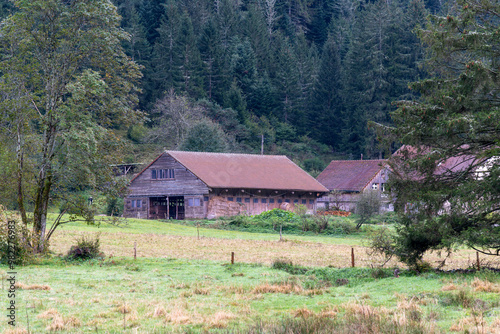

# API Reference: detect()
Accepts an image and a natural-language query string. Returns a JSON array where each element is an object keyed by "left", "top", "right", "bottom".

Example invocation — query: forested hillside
[{"left": 0, "top": 0, "right": 450, "bottom": 173}]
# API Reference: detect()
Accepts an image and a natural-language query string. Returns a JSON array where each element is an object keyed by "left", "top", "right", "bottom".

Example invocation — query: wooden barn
[
  {"left": 123, "top": 151, "right": 328, "bottom": 219},
  {"left": 316, "top": 160, "right": 392, "bottom": 212}
]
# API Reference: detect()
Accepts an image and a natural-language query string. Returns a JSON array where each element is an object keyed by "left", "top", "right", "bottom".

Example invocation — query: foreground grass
[
  {"left": 2, "top": 215, "right": 499, "bottom": 333},
  {"left": 1, "top": 257, "right": 499, "bottom": 333}
]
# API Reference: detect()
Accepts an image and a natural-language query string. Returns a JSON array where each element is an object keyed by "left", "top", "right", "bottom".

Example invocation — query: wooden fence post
[
  {"left": 134, "top": 242, "right": 137, "bottom": 260},
  {"left": 351, "top": 248, "right": 355, "bottom": 268},
  {"left": 231, "top": 252, "right": 235, "bottom": 265}
]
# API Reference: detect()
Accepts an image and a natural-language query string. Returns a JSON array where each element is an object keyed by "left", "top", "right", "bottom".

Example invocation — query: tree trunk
[
  {"left": 32, "top": 122, "right": 56, "bottom": 253},
  {"left": 16, "top": 122, "right": 29, "bottom": 228}
]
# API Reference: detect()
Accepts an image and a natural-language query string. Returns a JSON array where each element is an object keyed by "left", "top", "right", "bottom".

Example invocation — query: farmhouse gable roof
[{"left": 316, "top": 160, "right": 387, "bottom": 192}]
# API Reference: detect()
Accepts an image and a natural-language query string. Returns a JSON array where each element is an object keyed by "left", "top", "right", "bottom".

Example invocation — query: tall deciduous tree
[
  {"left": 0, "top": 0, "right": 141, "bottom": 252},
  {"left": 384, "top": 0, "right": 500, "bottom": 265}
]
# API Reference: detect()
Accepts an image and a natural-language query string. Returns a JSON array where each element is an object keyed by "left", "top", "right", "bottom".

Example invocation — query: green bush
[
  {"left": 127, "top": 124, "right": 146, "bottom": 143},
  {"left": 325, "top": 219, "right": 357, "bottom": 235},
  {"left": 228, "top": 215, "right": 251, "bottom": 228},
  {"left": 66, "top": 234, "right": 103, "bottom": 261},
  {"left": 254, "top": 208, "right": 296, "bottom": 222},
  {"left": 0, "top": 218, "right": 37, "bottom": 266}
]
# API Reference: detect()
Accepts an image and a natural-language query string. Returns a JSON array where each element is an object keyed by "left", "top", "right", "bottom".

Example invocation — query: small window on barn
[
  {"left": 131, "top": 200, "right": 136, "bottom": 208},
  {"left": 227, "top": 197, "right": 233, "bottom": 201},
  {"left": 309, "top": 200, "right": 314, "bottom": 205},
  {"left": 188, "top": 198, "right": 201, "bottom": 207},
  {"left": 261, "top": 198, "right": 267, "bottom": 203},
  {"left": 236, "top": 197, "right": 242, "bottom": 203},
  {"left": 204, "top": 196, "right": 209, "bottom": 202},
  {"left": 278, "top": 199, "right": 282, "bottom": 204},
  {"left": 294, "top": 200, "right": 298, "bottom": 204},
  {"left": 253, "top": 198, "right": 258, "bottom": 203},
  {"left": 301, "top": 199, "right": 307, "bottom": 204},
  {"left": 269, "top": 198, "right": 275, "bottom": 203},
  {"left": 285, "top": 199, "right": 290, "bottom": 203},
  {"left": 136, "top": 200, "right": 142, "bottom": 208},
  {"left": 244, "top": 198, "right": 250, "bottom": 203},
  {"left": 153, "top": 169, "right": 175, "bottom": 179}
]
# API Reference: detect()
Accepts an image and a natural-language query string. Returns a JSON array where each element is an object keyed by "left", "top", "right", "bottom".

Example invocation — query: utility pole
[{"left": 261, "top": 134, "right": 264, "bottom": 155}]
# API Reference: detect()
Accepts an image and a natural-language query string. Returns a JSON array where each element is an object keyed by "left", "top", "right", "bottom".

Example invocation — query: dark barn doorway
[
  {"left": 149, "top": 197, "right": 168, "bottom": 220},
  {"left": 169, "top": 196, "right": 185, "bottom": 220}
]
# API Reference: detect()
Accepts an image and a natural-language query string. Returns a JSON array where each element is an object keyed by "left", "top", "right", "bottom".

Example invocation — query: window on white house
[{"left": 372, "top": 183, "right": 379, "bottom": 190}]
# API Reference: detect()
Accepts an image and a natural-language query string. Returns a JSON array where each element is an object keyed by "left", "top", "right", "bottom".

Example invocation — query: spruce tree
[
  {"left": 308, "top": 34, "right": 343, "bottom": 149},
  {"left": 385, "top": 0, "right": 500, "bottom": 264}
]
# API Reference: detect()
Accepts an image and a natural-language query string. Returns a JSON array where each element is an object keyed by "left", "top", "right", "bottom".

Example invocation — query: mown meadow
[{"left": 1, "top": 214, "right": 500, "bottom": 333}]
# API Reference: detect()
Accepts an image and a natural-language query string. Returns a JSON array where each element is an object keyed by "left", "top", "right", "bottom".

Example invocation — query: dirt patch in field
[{"left": 49, "top": 230, "right": 497, "bottom": 270}]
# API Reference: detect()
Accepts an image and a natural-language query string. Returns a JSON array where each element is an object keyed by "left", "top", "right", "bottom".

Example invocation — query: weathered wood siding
[
  {"left": 184, "top": 195, "right": 206, "bottom": 219},
  {"left": 206, "top": 189, "right": 319, "bottom": 218},
  {"left": 124, "top": 153, "right": 210, "bottom": 219},
  {"left": 124, "top": 197, "right": 148, "bottom": 218},
  {"left": 128, "top": 153, "right": 210, "bottom": 197}
]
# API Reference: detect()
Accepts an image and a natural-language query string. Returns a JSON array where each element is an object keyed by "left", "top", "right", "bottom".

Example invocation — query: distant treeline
[{"left": 0, "top": 0, "right": 451, "bottom": 172}]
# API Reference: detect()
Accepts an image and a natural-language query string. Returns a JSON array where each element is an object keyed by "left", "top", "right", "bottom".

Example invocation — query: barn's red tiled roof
[
  {"left": 156, "top": 151, "right": 328, "bottom": 192},
  {"left": 316, "top": 160, "right": 387, "bottom": 192}
]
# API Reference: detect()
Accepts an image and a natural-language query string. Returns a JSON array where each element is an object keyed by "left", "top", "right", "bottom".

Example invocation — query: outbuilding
[{"left": 316, "top": 159, "right": 392, "bottom": 212}]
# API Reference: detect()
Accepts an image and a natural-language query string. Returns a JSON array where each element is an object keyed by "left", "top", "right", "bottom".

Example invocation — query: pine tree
[
  {"left": 385, "top": 0, "right": 500, "bottom": 264},
  {"left": 176, "top": 11, "right": 205, "bottom": 98},
  {"left": 199, "top": 19, "right": 223, "bottom": 100},
  {"left": 151, "top": 1, "right": 182, "bottom": 99},
  {"left": 308, "top": 34, "right": 343, "bottom": 149},
  {"left": 273, "top": 35, "right": 300, "bottom": 123}
]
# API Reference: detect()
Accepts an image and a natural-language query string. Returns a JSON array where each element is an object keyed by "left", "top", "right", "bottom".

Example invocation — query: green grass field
[{"left": 1, "top": 216, "right": 500, "bottom": 333}]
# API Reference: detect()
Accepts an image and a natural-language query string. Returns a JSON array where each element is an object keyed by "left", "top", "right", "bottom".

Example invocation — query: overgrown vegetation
[
  {"left": 66, "top": 234, "right": 103, "bottom": 261},
  {"left": 178, "top": 209, "right": 370, "bottom": 236},
  {"left": 0, "top": 207, "right": 37, "bottom": 266}
]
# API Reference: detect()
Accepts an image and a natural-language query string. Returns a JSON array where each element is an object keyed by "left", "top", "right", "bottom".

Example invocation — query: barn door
[
  {"left": 149, "top": 197, "right": 168, "bottom": 220},
  {"left": 169, "top": 196, "right": 185, "bottom": 220}
]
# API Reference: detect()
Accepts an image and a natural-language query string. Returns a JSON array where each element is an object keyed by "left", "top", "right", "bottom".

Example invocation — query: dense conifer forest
[{"left": 0, "top": 0, "right": 450, "bottom": 174}]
